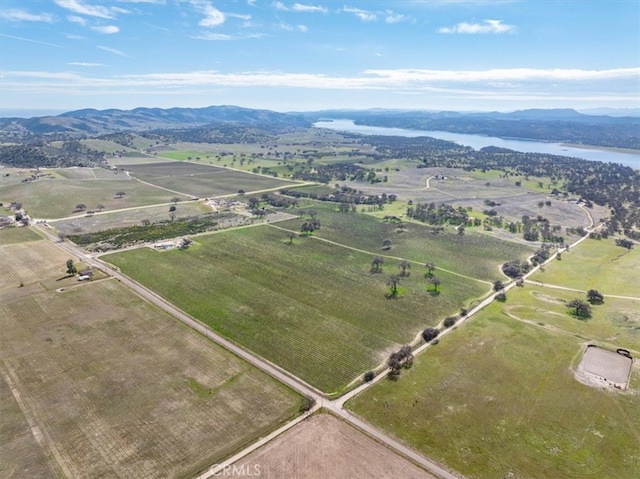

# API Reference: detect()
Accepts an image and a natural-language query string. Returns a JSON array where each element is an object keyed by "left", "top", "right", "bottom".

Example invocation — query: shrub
[
  {"left": 422, "top": 327, "right": 440, "bottom": 342},
  {"left": 444, "top": 316, "right": 457, "bottom": 328}
]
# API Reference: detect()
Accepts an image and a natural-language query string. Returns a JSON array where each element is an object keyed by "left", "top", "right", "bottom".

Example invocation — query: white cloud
[
  {"left": 292, "top": 3, "right": 327, "bottom": 13},
  {"left": 92, "top": 25, "right": 120, "bottom": 34},
  {"left": 3, "top": 68, "right": 637, "bottom": 106},
  {"left": 117, "top": 0, "right": 165, "bottom": 3},
  {"left": 54, "top": 0, "right": 116, "bottom": 19},
  {"left": 274, "top": 2, "right": 327, "bottom": 13},
  {"left": 439, "top": 19, "right": 515, "bottom": 34},
  {"left": 193, "top": 2, "right": 225, "bottom": 27},
  {"left": 385, "top": 11, "right": 411, "bottom": 24},
  {"left": 343, "top": 6, "right": 377, "bottom": 22},
  {"left": 0, "top": 33, "right": 63, "bottom": 48},
  {"left": 67, "top": 15, "right": 87, "bottom": 25},
  {"left": 97, "top": 45, "right": 127, "bottom": 56},
  {"left": 193, "top": 32, "right": 267, "bottom": 40},
  {"left": 278, "top": 22, "right": 307, "bottom": 32},
  {"left": 0, "top": 9, "right": 55, "bottom": 23}
]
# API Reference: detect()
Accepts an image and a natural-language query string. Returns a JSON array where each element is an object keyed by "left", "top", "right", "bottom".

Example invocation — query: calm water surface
[{"left": 314, "top": 119, "right": 640, "bottom": 169}]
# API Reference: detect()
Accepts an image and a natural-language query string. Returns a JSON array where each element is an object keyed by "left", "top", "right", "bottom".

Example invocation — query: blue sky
[{"left": 1, "top": 0, "right": 639, "bottom": 114}]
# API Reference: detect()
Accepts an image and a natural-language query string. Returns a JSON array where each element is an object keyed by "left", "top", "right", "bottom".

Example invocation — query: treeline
[
  {"left": 361, "top": 136, "right": 640, "bottom": 238},
  {"left": 68, "top": 213, "right": 235, "bottom": 251},
  {"left": 280, "top": 185, "right": 396, "bottom": 206},
  {"left": 0, "top": 141, "right": 106, "bottom": 168},
  {"left": 144, "top": 125, "right": 283, "bottom": 144},
  {"left": 291, "top": 162, "right": 381, "bottom": 183},
  {"left": 349, "top": 115, "right": 640, "bottom": 149}
]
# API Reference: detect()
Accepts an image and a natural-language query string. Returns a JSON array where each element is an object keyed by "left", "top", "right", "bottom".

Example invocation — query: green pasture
[
  {"left": 278, "top": 206, "right": 534, "bottom": 282},
  {"left": 104, "top": 225, "right": 486, "bottom": 393},
  {"left": 531, "top": 238, "right": 640, "bottom": 298},
  {"left": 348, "top": 293, "right": 640, "bottom": 479},
  {"left": 0, "top": 227, "right": 42, "bottom": 245},
  {"left": 507, "top": 284, "right": 640, "bottom": 352},
  {"left": 125, "top": 162, "right": 296, "bottom": 197},
  {"left": 0, "top": 176, "right": 189, "bottom": 219}
]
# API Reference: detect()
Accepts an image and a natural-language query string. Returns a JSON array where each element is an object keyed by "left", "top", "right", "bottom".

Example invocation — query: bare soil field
[
  {"left": 233, "top": 414, "right": 436, "bottom": 479},
  {"left": 576, "top": 345, "right": 633, "bottom": 389},
  {"left": 0, "top": 239, "right": 301, "bottom": 478}
]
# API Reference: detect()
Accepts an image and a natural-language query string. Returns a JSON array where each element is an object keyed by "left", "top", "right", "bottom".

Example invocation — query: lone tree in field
[
  {"left": 567, "top": 298, "right": 592, "bottom": 320},
  {"left": 387, "top": 275, "right": 401, "bottom": 298},
  {"left": 493, "top": 280, "right": 505, "bottom": 291},
  {"left": 115, "top": 191, "right": 126, "bottom": 198},
  {"left": 425, "top": 262, "right": 436, "bottom": 277},
  {"left": 430, "top": 275, "right": 441, "bottom": 292},
  {"left": 96, "top": 203, "right": 105, "bottom": 211},
  {"left": 388, "top": 345, "right": 413, "bottom": 379},
  {"left": 586, "top": 289, "right": 604, "bottom": 305},
  {"left": 66, "top": 259, "right": 77, "bottom": 276},
  {"left": 371, "top": 256, "right": 384, "bottom": 273},
  {"left": 75, "top": 203, "right": 86, "bottom": 211},
  {"left": 171, "top": 197, "right": 181, "bottom": 205},
  {"left": 399, "top": 259, "right": 411, "bottom": 276},
  {"left": 382, "top": 238, "right": 392, "bottom": 250},
  {"left": 287, "top": 231, "right": 296, "bottom": 245},
  {"left": 422, "top": 327, "right": 440, "bottom": 342}
]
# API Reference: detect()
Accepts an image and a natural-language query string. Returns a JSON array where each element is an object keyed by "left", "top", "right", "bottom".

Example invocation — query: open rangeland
[
  {"left": 0, "top": 238, "right": 302, "bottom": 479},
  {"left": 124, "top": 162, "right": 297, "bottom": 198},
  {"left": 504, "top": 284, "right": 640, "bottom": 354},
  {"left": 277, "top": 206, "right": 535, "bottom": 282},
  {"left": 0, "top": 172, "right": 190, "bottom": 219},
  {"left": 530, "top": 237, "right": 640, "bottom": 297},
  {"left": 103, "top": 224, "right": 488, "bottom": 394},
  {"left": 231, "top": 413, "right": 437, "bottom": 479},
  {"left": 348, "top": 286, "right": 640, "bottom": 479}
]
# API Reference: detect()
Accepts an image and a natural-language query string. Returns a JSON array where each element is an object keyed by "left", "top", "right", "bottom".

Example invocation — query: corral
[{"left": 576, "top": 345, "right": 633, "bottom": 389}]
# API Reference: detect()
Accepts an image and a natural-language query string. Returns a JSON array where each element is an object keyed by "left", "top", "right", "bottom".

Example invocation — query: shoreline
[{"left": 559, "top": 143, "right": 640, "bottom": 156}]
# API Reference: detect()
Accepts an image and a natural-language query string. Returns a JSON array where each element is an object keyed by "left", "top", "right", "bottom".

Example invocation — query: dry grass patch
[
  {"left": 0, "top": 241, "right": 301, "bottom": 478},
  {"left": 233, "top": 414, "right": 436, "bottom": 479}
]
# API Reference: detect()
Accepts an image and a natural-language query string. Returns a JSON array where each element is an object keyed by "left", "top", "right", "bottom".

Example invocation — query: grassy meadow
[
  {"left": 104, "top": 224, "right": 488, "bottom": 393},
  {"left": 124, "top": 162, "right": 296, "bottom": 197},
  {"left": 0, "top": 175, "right": 189, "bottom": 219},
  {"left": 278, "top": 207, "right": 535, "bottom": 282},
  {"left": 348, "top": 290, "right": 640, "bottom": 478},
  {"left": 531, "top": 237, "right": 640, "bottom": 297},
  {"left": 0, "top": 238, "right": 301, "bottom": 478}
]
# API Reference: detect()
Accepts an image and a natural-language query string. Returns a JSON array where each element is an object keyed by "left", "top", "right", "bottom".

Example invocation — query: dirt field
[
  {"left": 0, "top": 238, "right": 301, "bottom": 478},
  {"left": 576, "top": 345, "right": 633, "bottom": 389},
  {"left": 232, "top": 414, "right": 436, "bottom": 479}
]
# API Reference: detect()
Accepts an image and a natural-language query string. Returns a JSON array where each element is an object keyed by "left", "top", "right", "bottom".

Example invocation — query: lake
[{"left": 313, "top": 119, "right": 640, "bottom": 169}]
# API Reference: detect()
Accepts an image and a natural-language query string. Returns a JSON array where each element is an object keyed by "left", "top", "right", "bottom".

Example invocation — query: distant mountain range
[{"left": 1, "top": 105, "right": 638, "bottom": 150}]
